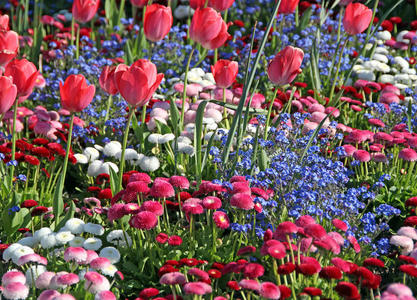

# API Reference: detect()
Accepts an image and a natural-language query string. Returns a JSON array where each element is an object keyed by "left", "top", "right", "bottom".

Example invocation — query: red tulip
[
  {"left": 0, "top": 15, "right": 10, "bottom": 31},
  {"left": 130, "top": 0, "right": 148, "bottom": 7},
  {"left": 343, "top": 3, "right": 372, "bottom": 35},
  {"left": 0, "top": 30, "right": 19, "bottom": 67},
  {"left": 114, "top": 59, "right": 164, "bottom": 107},
  {"left": 267, "top": 46, "right": 304, "bottom": 86},
  {"left": 211, "top": 59, "right": 238, "bottom": 88},
  {"left": 209, "top": 0, "right": 235, "bottom": 12},
  {"left": 0, "top": 75, "right": 17, "bottom": 114},
  {"left": 60, "top": 74, "right": 95, "bottom": 112},
  {"left": 190, "top": 7, "right": 230, "bottom": 50},
  {"left": 99, "top": 66, "right": 118, "bottom": 95},
  {"left": 72, "top": 0, "right": 100, "bottom": 23},
  {"left": 4, "top": 59, "right": 38, "bottom": 101},
  {"left": 190, "top": 0, "right": 205, "bottom": 9},
  {"left": 144, "top": 4, "right": 173, "bottom": 42},
  {"left": 278, "top": 0, "right": 300, "bottom": 14}
]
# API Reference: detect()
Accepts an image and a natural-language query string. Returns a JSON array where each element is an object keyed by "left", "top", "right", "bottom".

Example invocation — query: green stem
[
  {"left": 264, "top": 89, "right": 279, "bottom": 140},
  {"left": 222, "top": 88, "right": 230, "bottom": 129},
  {"left": 365, "top": 0, "right": 379, "bottom": 39},
  {"left": 139, "top": 104, "right": 147, "bottom": 152},
  {"left": 295, "top": 5, "right": 299, "bottom": 27},
  {"left": 117, "top": 0, "right": 126, "bottom": 27},
  {"left": 71, "top": 18, "right": 75, "bottom": 46},
  {"left": 328, "top": 39, "right": 348, "bottom": 103},
  {"left": 9, "top": 99, "right": 19, "bottom": 188},
  {"left": 75, "top": 25, "right": 80, "bottom": 59},
  {"left": 180, "top": 47, "right": 195, "bottom": 131},
  {"left": 103, "top": 95, "right": 113, "bottom": 132},
  {"left": 118, "top": 108, "right": 135, "bottom": 191},
  {"left": 61, "top": 114, "right": 75, "bottom": 188}
]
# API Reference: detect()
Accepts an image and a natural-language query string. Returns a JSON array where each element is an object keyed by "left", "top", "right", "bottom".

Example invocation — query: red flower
[
  {"left": 304, "top": 223, "right": 327, "bottom": 239},
  {"left": 98, "top": 188, "right": 112, "bottom": 199},
  {"left": 237, "top": 246, "right": 256, "bottom": 256},
  {"left": 213, "top": 211, "right": 230, "bottom": 229},
  {"left": 343, "top": 2, "right": 372, "bottom": 35},
  {"left": 0, "top": 74, "right": 17, "bottom": 114},
  {"left": 399, "top": 264, "right": 417, "bottom": 277},
  {"left": 60, "top": 74, "right": 95, "bottom": 112},
  {"left": 332, "top": 218, "right": 348, "bottom": 232},
  {"left": 72, "top": 0, "right": 100, "bottom": 23},
  {"left": 296, "top": 257, "right": 321, "bottom": 276},
  {"left": 0, "top": 30, "right": 19, "bottom": 67},
  {"left": 303, "top": 287, "right": 322, "bottom": 296},
  {"left": 144, "top": 4, "right": 173, "bottom": 42},
  {"left": 363, "top": 258, "right": 385, "bottom": 268},
  {"left": 230, "top": 193, "right": 254, "bottom": 210},
  {"left": 268, "top": 46, "right": 304, "bottom": 86},
  {"left": 404, "top": 216, "right": 417, "bottom": 226},
  {"left": 278, "top": 263, "right": 296, "bottom": 275},
  {"left": 278, "top": 285, "right": 292, "bottom": 299},
  {"left": 31, "top": 147, "right": 50, "bottom": 158},
  {"left": 139, "top": 288, "right": 159, "bottom": 298},
  {"left": 227, "top": 281, "right": 240, "bottom": 291},
  {"left": 99, "top": 66, "right": 118, "bottom": 95},
  {"left": 278, "top": 0, "right": 300, "bottom": 14},
  {"left": 131, "top": 211, "right": 158, "bottom": 230},
  {"left": 405, "top": 197, "right": 417, "bottom": 207},
  {"left": 21, "top": 199, "right": 38, "bottom": 208},
  {"left": 399, "top": 255, "right": 417, "bottom": 264},
  {"left": 167, "top": 235, "right": 182, "bottom": 246},
  {"left": 243, "top": 263, "right": 264, "bottom": 279},
  {"left": 319, "top": 266, "right": 343, "bottom": 280},
  {"left": 31, "top": 206, "right": 49, "bottom": 216},
  {"left": 208, "top": 269, "right": 221, "bottom": 279},
  {"left": 335, "top": 282, "right": 360, "bottom": 298},
  {"left": 155, "top": 233, "right": 169, "bottom": 244},
  {"left": 211, "top": 59, "right": 238, "bottom": 89},
  {"left": 188, "top": 268, "right": 209, "bottom": 281},
  {"left": 24, "top": 155, "right": 40, "bottom": 166},
  {"left": 5, "top": 58, "right": 38, "bottom": 100}
]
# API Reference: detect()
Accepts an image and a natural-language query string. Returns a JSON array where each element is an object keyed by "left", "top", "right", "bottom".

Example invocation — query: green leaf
[
  {"left": 407, "top": 99, "right": 413, "bottom": 133},
  {"left": 194, "top": 101, "right": 208, "bottom": 184},
  {"left": 52, "top": 174, "right": 64, "bottom": 227},
  {"left": 169, "top": 100, "right": 180, "bottom": 136},
  {"left": 297, "top": 7, "right": 313, "bottom": 32},
  {"left": 209, "top": 99, "right": 267, "bottom": 114},
  {"left": 109, "top": 166, "right": 120, "bottom": 195},
  {"left": 202, "top": 129, "right": 217, "bottom": 173},
  {"left": 124, "top": 40, "right": 134, "bottom": 65},
  {"left": 55, "top": 200, "right": 76, "bottom": 231}
]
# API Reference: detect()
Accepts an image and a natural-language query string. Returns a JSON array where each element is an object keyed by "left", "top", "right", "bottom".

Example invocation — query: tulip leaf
[
  {"left": 52, "top": 174, "right": 64, "bottom": 229},
  {"left": 297, "top": 7, "right": 313, "bottom": 32},
  {"left": 209, "top": 99, "right": 267, "bottom": 114},
  {"left": 407, "top": 99, "right": 413, "bottom": 133},
  {"left": 110, "top": 166, "right": 120, "bottom": 195},
  {"left": 202, "top": 129, "right": 217, "bottom": 175},
  {"left": 195, "top": 101, "right": 208, "bottom": 185},
  {"left": 55, "top": 200, "right": 76, "bottom": 231},
  {"left": 169, "top": 99, "right": 180, "bottom": 136}
]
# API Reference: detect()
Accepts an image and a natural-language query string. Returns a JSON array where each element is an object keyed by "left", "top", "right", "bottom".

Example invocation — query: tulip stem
[
  {"left": 365, "top": 0, "right": 379, "bottom": 39},
  {"left": 71, "top": 18, "right": 75, "bottom": 46},
  {"left": 75, "top": 25, "right": 80, "bottom": 59},
  {"left": 117, "top": 0, "right": 126, "bottom": 28},
  {"left": 8, "top": 99, "right": 19, "bottom": 189},
  {"left": 295, "top": 5, "right": 299, "bottom": 27},
  {"left": 103, "top": 95, "right": 113, "bottom": 133},
  {"left": 222, "top": 88, "right": 230, "bottom": 129},
  {"left": 263, "top": 88, "right": 279, "bottom": 140},
  {"left": 118, "top": 107, "right": 135, "bottom": 192},
  {"left": 328, "top": 38, "right": 348, "bottom": 104},
  {"left": 61, "top": 114, "right": 75, "bottom": 187},
  {"left": 180, "top": 47, "right": 195, "bottom": 131}
]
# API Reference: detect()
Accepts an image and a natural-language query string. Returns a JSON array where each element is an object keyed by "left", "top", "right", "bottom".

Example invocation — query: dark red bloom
[
  {"left": 278, "top": 262, "right": 296, "bottom": 275},
  {"left": 208, "top": 269, "right": 221, "bottom": 279},
  {"left": 31, "top": 206, "right": 49, "bottom": 216},
  {"left": 363, "top": 258, "right": 385, "bottom": 268},
  {"left": 21, "top": 199, "right": 38, "bottom": 208},
  {"left": 167, "top": 235, "right": 182, "bottom": 246},
  {"left": 98, "top": 188, "right": 112, "bottom": 199},
  {"left": 303, "top": 287, "right": 322, "bottom": 296},
  {"left": 24, "top": 155, "right": 40, "bottom": 166},
  {"left": 335, "top": 282, "right": 360, "bottom": 298},
  {"left": 227, "top": 281, "right": 240, "bottom": 291},
  {"left": 31, "top": 147, "right": 50, "bottom": 158},
  {"left": 399, "top": 255, "right": 417, "bottom": 264},
  {"left": 243, "top": 263, "right": 264, "bottom": 279},
  {"left": 278, "top": 285, "right": 292, "bottom": 299},
  {"left": 139, "top": 288, "right": 159, "bottom": 298},
  {"left": 404, "top": 216, "right": 417, "bottom": 226},
  {"left": 319, "top": 266, "right": 343, "bottom": 280},
  {"left": 399, "top": 264, "right": 417, "bottom": 277},
  {"left": 405, "top": 197, "right": 417, "bottom": 207}
]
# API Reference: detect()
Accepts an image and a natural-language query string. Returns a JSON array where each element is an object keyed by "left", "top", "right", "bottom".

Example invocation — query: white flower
[
  {"left": 98, "top": 162, "right": 119, "bottom": 175},
  {"left": 83, "top": 237, "right": 103, "bottom": 251},
  {"left": 403, "top": 68, "right": 416, "bottom": 75},
  {"left": 394, "top": 56, "right": 409, "bottom": 70},
  {"left": 147, "top": 117, "right": 167, "bottom": 131},
  {"left": 94, "top": 144, "right": 104, "bottom": 152},
  {"left": 84, "top": 223, "right": 104, "bottom": 236},
  {"left": 40, "top": 234, "right": 57, "bottom": 249},
  {"left": 83, "top": 147, "right": 100, "bottom": 162},
  {"left": 139, "top": 156, "right": 160, "bottom": 172},
  {"left": 380, "top": 74, "right": 395, "bottom": 84},
  {"left": 106, "top": 230, "right": 132, "bottom": 247},
  {"left": 206, "top": 122, "right": 218, "bottom": 131},
  {"left": 356, "top": 69, "right": 375, "bottom": 81},
  {"left": 101, "top": 264, "right": 118, "bottom": 277},
  {"left": 178, "top": 144, "right": 195, "bottom": 156},
  {"left": 65, "top": 218, "right": 85, "bottom": 234},
  {"left": 153, "top": 101, "right": 170, "bottom": 111},
  {"left": 74, "top": 153, "right": 88, "bottom": 164},
  {"left": 55, "top": 231, "right": 75, "bottom": 245},
  {"left": 372, "top": 53, "right": 388, "bottom": 64},
  {"left": 178, "top": 136, "right": 192, "bottom": 145},
  {"left": 148, "top": 133, "right": 164, "bottom": 144},
  {"left": 69, "top": 236, "right": 85, "bottom": 247},
  {"left": 17, "top": 237, "right": 37, "bottom": 248},
  {"left": 33, "top": 227, "right": 53, "bottom": 243},
  {"left": 11, "top": 246, "right": 34, "bottom": 265},
  {"left": 161, "top": 133, "right": 175, "bottom": 143},
  {"left": 200, "top": 79, "right": 215, "bottom": 87},
  {"left": 375, "top": 30, "right": 391, "bottom": 41},
  {"left": 99, "top": 247, "right": 120, "bottom": 264},
  {"left": 88, "top": 160, "right": 104, "bottom": 177},
  {"left": 174, "top": 5, "right": 193, "bottom": 18},
  {"left": 3, "top": 244, "right": 23, "bottom": 262},
  {"left": 204, "top": 72, "right": 215, "bottom": 83},
  {"left": 26, "top": 265, "right": 46, "bottom": 286},
  {"left": 397, "top": 30, "right": 410, "bottom": 44},
  {"left": 103, "top": 141, "right": 122, "bottom": 157},
  {"left": 115, "top": 148, "right": 139, "bottom": 161}
]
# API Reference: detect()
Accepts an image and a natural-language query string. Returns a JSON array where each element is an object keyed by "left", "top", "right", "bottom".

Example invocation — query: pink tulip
[
  {"left": 343, "top": 3, "right": 372, "bottom": 35},
  {"left": 72, "top": 0, "right": 100, "bottom": 23},
  {"left": 0, "top": 14, "right": 10, "bottom": 31},
  {"left": 278, "top": 0, "right": 300, "bottom": 14},
  {"left": 130, "top": 0, "right": 148, "bottom": 7},
  {"left": 211, "top": 59, "right": 238, "bottom": 88},
  {"left": 209, "top": 0, "right": 235, "bottom": 12},
  {"left": 189, "top": 0, "right": 206, "bottom": 9},
  {"left": 0, "top": 30, "right": 19, "bottom": 67},
  {"left": 0, "top": 75, "right": 17, "bottom": 114},
  {"left": 144, "top": 4, "right": 173, "bottom": 42},
  {"left": 267, "top": 46, "right": 304, "bottom": 86},
  {"left": 99, "top": 66, "right": 118, "bottom": 95},
  {"left": 190, "top": 7, "right": 230, "bottom": 50},
  {"left": 60, "top": 74, "right": 95, "bottom": 112},
  {"left": 4, "top": 58, "right": 38, "bottom": 100},
  {"left": 114, "top": 59, "right": 164, "bottom": 107}
]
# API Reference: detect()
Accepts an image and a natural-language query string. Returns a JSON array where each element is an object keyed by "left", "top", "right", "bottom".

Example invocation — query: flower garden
[{"left": 3, "top": 0, "right": 417, "bottom": 298}]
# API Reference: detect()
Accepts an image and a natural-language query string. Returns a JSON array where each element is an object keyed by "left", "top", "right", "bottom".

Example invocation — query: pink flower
[
  {"left": 17, "top": 253, "right": 44, "bottom": 266},
  {"left": 213, "top": 211, "right": 230, "bottom": 229},
  {"left": 107, "top": 203, "right": 126, "bottom": 222},
  {"left": 385, "top": 283, "right": 413, "bottom": 297},
  {"left": 209, "top": 0, "right": 235, "bottom": 11},
  {"left": 353, "top": 149, "right": 371, "bottom": 162},
  {"left": 2, "top": 282, "right": 29, "bottom": 300},
  {"left": 295, "top": 215, "right": 316, "bottom": 228},
  {"left": 243, "top": 263, "right": 265, "bottom": 278},
  {"left": 167, "top": 235, "right": 183, "bottom": 246},
  {"left": 239, "top": 279, "right": 260, "bottom": 291},
  {"left": 0, "top": 75, "right": 17, "bottom": 115},
  {"left": 0, "top": 30, "right": 19, "bottom": 67},
  {"left": 72, "top": 0, "right": 100, "bottom": 23},
  {"left": 182, "top": 202, "right": 204, "bottom": 215},
  {"left": 64, "top": 247, "right": 87, "bottom": 263},
  {"left": 203, "top": 196, "right": 222, "bottom": 210},
  {"left": 347, "top": 235, "right": 361, "bottom": 253},
  {"left": 188, "top": 268, "right": 209, "bottom": 281},
  {"left": 304, "top": 224, "right": 327, "bottom": 239},
  {"left": 90, "top": 257, "right": 112, "bottom": 270},
  {"left": 155, "top": 233, "right": 169, "bottom": 244},
  {"left": 343, "top": 2, "right": 373, "bottom": 35},
  {"left": 159, "top": 272, "right": 186, "bottom": 285},
  {"left": 141, "top": 201, "right": 164, "bottom": 216},
  {"left": 230, "top": 193, "right": 254, "bottom": 210},
  {"left": 189, "top": 7, "right": 230, "bottom": 50},
  {"left": 149, "top": 179, "right": 175, "bottom": 198},
  {"left": 267, "top": 46, "right": 304, "bottom": 86},
  {"left": 99, "top": 66, "right": 118, "bottom": 95},
  {"left": 35, "top": 272, "right": 55, "bottom": 289},
  {"left": 259, "top": 282, "right": 281, "bottom": 299},
  {"left": 84, "top": 271, "right": 110, "bottom": 294},
  {"left": 390, "top": 235, "right": 414, "bottom": 255},
  {"left": 183, "top": 282, "right": 212, "bottom": 295},
  {"left": 399, "top": 148, "right": 417, "bottom": 162},
  {"left": 95, "top": 291, "right": 117, "bottom": 300},
  {"left": 169, "top": 175, "right": 190, "bottom": 189},
  {"left": 38, "top": 290, "right": 61, "bottom": 300},
  {"left": 332, "top": 218, "right": 348, "bottom": 232},
  {"left": 56, "top": 273, "right": 79, "bottom": 286},
  {"left": 131, "top": 211, "right": 158, "bottom": 230},
  {"left": 2, "top": 271, "right": 26, "bottom": 286},
  {"left": 144, "top": 4, "right": 173, "bottom": 42}
]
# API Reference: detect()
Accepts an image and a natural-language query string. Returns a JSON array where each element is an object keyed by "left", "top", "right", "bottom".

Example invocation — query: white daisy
[
  {"left": 84, "top": 223, "right": 104, "bottom": 236},
  {"left": 99, "top": 247, "right": 121, "bottom": 264},
  {"left": 83, "top": 237, "right": 103, "bottom": 251}
]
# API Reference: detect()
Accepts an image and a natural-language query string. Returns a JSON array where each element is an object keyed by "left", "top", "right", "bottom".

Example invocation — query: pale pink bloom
[
  {"left": 35, "top": 271, "right": 55, "bottom": 289},
  {"left": 84, "top": 271, "right": 110, "bottom": 294},
  {"left": 390, "top": 235, "right": 414, "bottom": 255},
  {"left": 64, "top": 247, "right": 87, "bottom": 263},
  {"left": 398, "top": 227, "right": 417, "bottom": 240},
  {"left": 95, "top": 291, "right": 117, "bottom": 300},
  {"left": 2, "top": 282, "right": 29, "bottom": 300},
  {"left": 2, "top": 271, "right": 26, "bottom": 286},
  {"left": 38, "top": 290, "right": 61, "bottom": 300}
]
